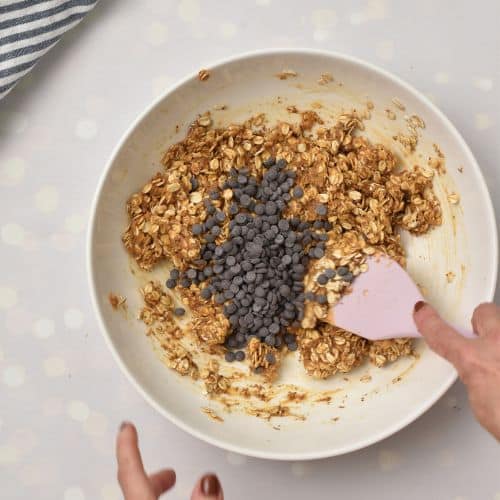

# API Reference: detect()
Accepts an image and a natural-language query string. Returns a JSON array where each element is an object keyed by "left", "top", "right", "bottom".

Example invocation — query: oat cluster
[{"left": 123, "top": 109, "right": 441, "bottom": 384}]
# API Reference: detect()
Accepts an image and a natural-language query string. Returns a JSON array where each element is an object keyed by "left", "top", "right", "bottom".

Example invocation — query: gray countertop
[{"left": 1, "top": 1, "right": 499, "bottom": 499}]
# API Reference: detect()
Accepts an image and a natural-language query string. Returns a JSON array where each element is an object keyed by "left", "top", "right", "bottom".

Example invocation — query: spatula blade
[{"left": 328, "top": 255, "right": 423, "bottom": 341}]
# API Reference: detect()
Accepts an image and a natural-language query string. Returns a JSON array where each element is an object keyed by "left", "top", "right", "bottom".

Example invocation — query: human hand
[
  {"left": 414, "top": 301, "right": 500, "bottom": 440},
  {"left": 116, "top": 422, "right": 224, "bottom": 499}
]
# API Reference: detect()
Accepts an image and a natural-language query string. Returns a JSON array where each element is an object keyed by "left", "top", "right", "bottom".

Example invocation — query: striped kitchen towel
[{"left": 0, "top": 0, "right": 98, "bottom": 100}]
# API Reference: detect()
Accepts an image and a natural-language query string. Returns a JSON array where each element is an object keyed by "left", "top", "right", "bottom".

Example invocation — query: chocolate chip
[
  {"left": 325, "top": 268, "right": 336, "bottom": 279},
  {"left": 240, "top": 194, "right": 251, "bottom": 207},
  {"left": 265, "top": 352, "right": 276, "bottom": 364},
  {"left": 263, "top": 157, "right": 276, "bottom": 167},
  {"left": 311, "top": 246, "right": 324, "bottom": 259},
  {"left": 317, "top": 274, "right": 329, "bottom": 285},
  {"left": 316, "top": 294, "right": 327, "bottom": 304},
  {"left": 315, "top": 203, "right": 327, "bottom": 216},
  {"left": 192, "top": 223, "right": 203, "bottom": 235},
  {"left": 337, "top": 266, "right": 348, "bottom": 276}
]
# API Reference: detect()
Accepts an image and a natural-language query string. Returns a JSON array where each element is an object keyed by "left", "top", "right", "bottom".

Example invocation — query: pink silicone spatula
[{"left": 327, "top": 254, "right": 475, "bottom": 340}]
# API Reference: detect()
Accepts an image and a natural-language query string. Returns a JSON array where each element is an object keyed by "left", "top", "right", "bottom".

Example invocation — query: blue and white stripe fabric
[{"left": 0, "top": 0, "right": 98, "bottom": 100}]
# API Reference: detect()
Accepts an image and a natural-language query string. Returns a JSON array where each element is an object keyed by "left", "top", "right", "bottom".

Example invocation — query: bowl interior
[{"left": 89, "top": 50, "right": 497, "bottom": 459}]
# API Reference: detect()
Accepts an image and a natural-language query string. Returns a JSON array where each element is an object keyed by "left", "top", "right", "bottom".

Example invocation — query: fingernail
[
  {"left": 119, "top": 421, "right": 132, "bottom": 431},
  {"left": 414, "top": 301, "right": 426, "bottom": 313},
  {"left": 201, "top": 474, "right": 220, "bottom": 496}
]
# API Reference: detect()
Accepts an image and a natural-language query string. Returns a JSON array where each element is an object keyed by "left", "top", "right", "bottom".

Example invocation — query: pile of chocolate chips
[{"left": 167, "top": 158, "right": 333, "bottom": 362}]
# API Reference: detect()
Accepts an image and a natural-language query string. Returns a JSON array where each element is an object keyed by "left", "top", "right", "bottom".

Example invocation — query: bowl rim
[{"left": 87, "top": 47, "right": 498, "bottom": 461}]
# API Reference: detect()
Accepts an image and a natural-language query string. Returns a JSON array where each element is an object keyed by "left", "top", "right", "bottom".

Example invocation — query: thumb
[
  {"left": 191, "top": 474, "right": 224, "bottom": 500},
  {"left": 413, "top": 301, "right": 470, "bottom": 368}
]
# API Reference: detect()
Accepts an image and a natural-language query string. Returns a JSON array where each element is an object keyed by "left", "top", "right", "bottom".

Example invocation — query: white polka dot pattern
[
  {"left": 0, "top": 286, "right": 18, "bottom": 309},
  {"left": 475, "top": 113, "right": 493, "bottom": 130},
  {"left": 64, "top": 214, "right": 86, "bottom": 234},
  {"left": 1, "top": 223, "right": 26, "bottom": 246},
  {"left": 43, "top": 356, "right": 67, "bottom": 377},
  {"left": 145, "top": 22, "right": 169, "bottom": 46},
  {"left": 64, "top": 486, "right": 86, "bottom": 500},
  {"left": 100, "top": 483, "right": 121, "bottom": 500},
  {"left": 473, "top": 78, "right": 494, "bottom": 91},
  {"left": 377, "top": 449, "right": 403, "bottom": 472},
  {"left": 0, "top": 445, "right": 20, "bottom": 465},
  {"left": 437, "top": 449, "right": 456, "bottom": 467},
  {"left": 375, "top": 40, "right": 394, "bottom": 60},
  {"left": 219, "top": 22, "right": 237, "bottom": 39},
  {"left": 290, "top": 461, "right": 310, "bottom": 477},
  {"left": 2, "top": 364, "right": 25, "bottom": 387},
  {"left": 178, "top": 0, "right": 200, "bottom": 22},
  {"left": 83, "top": 412, "right": 108, "bottom": 436},
  {"left": 434, "top": 72, "right": 450, "bottom": 84},
  {"left": 75, "top": 119, "right": 98, "bottom": 140},
  {"left": 311, "top": 9, "right": 337, "bottom": 42},
  {"left": 350, "top": 0, "right": 387, "bottom": 24},
  {"left": 33, "top": 318, "right": 55, "bottom": 339},
  {"left": 67, "top": 401, "right": 90, "bottom": 422},
  {"left": 0, "top": 157, "right": 26, "bottom": 186},
  {"left": 64, "top": 308, "right": 84, "bottom": 330},
  {"left": 35, "top": 186, "right": 59, "bottom": 213}
]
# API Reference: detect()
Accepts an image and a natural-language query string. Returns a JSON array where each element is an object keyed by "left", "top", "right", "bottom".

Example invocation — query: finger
[
  {"left": 116, "top": 422, "right": 151, "bottom": 498},
  {"left": 413, "top": 301, "right": 470, "bottom": 367},
  {"left": 149, "top": 469, "right": 176, "bottom": 497},
  {"left": 191, "top": 473, "right": 224, "bottom": 500},
  {"left": 471, "top": 302, "right": 500, "bottom": 337}
]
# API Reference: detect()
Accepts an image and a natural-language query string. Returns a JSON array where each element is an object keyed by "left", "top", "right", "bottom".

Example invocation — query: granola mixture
[{"left": 122, "top": 108, "right": 441, "bottom": 393}]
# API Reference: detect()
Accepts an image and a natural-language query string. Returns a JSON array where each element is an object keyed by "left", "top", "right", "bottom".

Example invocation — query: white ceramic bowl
[{"left": 88, "top": 49, "right": 498, "bottom": 460}]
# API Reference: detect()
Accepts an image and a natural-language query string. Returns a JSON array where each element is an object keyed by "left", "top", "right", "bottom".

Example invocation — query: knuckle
[
  {"left": 438, "top": 342, "right": 453, "bottom": 359},
  {"left": 472, "top": 404, "right": 488, "bottom": 425},
  {"left": 456, "top": 347, "right": 480, "bottom": 380},
  {"left": 473, "top": 302, "right": 498, "bottom": 325},
  {"left": 474, "top": 302, "right": 495, "bottom": 316},
  {"left": 459, "top": 347, "right": 477, "bottom": 368}
]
